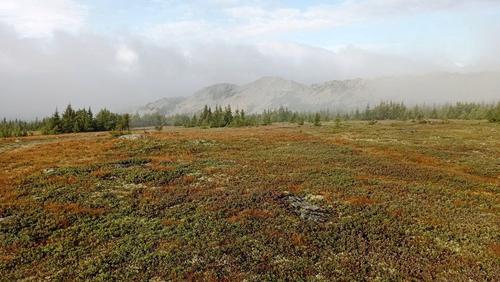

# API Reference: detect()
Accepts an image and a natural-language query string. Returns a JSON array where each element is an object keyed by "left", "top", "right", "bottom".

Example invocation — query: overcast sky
[{"left": 1, "top": 0, "right": 500, "bottom": 118}]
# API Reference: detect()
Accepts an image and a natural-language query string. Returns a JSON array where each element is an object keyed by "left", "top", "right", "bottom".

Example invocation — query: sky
[{"left": 1, "top": 0, "right": 500, "bottom": 118}]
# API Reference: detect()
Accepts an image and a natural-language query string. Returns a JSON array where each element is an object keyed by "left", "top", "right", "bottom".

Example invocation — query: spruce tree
[
  {"left": 40, "top": 109, "right": 59, "bottom": 134},
  {"left": 84, "top": 108, "right": 94, "bottom": 131},
  {"left": 122, "top": 113, "right": 130, "bottom": 131},
  {"left": 314, "top": 113, "right": 321, "bottom": 126},
  {"left": 262, "top": 111, "right": 272, "bottom": 126},
  {"left": 297, "top": 116, "right": 304, "bottom": 125},
  {"left": 240, "top": 109, "right": 246, "bottom": 126},
  {"left": 488, "top": 102, "right": 500, "bottom": 122},
  {"left": 61, "top": 104, "right": 76, "bottom": 133},
  {"left": 223, "top": 106, "right": 233, "bottom": 126},
  {"left": 95, "top": 109, "right": 115, "bottom": 131},
  {"left": 73, "top": 109, "right": 88, "bottom": 132},
  {"left": 190, "top": 114, "right": 198, "bottom": 127}
]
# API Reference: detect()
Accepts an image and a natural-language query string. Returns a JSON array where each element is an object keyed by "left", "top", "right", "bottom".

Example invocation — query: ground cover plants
[{"left": 0, "top": 120, "right": 499, "bottom": 280}]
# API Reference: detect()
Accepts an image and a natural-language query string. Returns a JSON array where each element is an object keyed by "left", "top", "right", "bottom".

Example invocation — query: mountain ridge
[{"left": 139, "top": 72, "right": 500, "bottom": 115}]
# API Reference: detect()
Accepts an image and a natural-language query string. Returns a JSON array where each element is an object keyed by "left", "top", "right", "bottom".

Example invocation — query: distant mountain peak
[
  {"left": 250, "top": 76, "right": 302, "bottom": 86},
  {"left": 254, "top": 76, "right": 289, "bottom": 83},
  {"left": 193, "top": 83, "right": 238, "bottom": 100}
]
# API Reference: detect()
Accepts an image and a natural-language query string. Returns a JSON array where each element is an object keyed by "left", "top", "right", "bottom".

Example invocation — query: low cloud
[
  {"left": 0, "top": 23, "right": 472, "bottom": 119},
  {"left": 0, "top": 0, "right": 86, "bottom": 37}
]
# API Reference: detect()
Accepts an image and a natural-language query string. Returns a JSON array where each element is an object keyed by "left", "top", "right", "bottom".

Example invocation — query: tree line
[
  {"left": 1, "top": 104, "right": 130, "bottom": 138},
  {"left": 154, "top": 101, "right": 500, "bottom": 129},
  {"left": 0, "top": 119, "right": 38, "bottom": 138},
  {"left": 354, "top": 101, "right": 500, "bottom": 121},
  {"left": 2, "top": 101, "right": 500, "bottom": 138},
  {"left": 152, "top": 106, "right": 320, "bottom": 128}
]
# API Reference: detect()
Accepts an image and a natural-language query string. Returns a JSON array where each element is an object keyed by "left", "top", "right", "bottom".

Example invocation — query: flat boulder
[
  {"left": 282, "top": 193, "right": 329, "bottom": 223},
  {"left": 118, "top": 134, "right": 144, "bottom": 140}
]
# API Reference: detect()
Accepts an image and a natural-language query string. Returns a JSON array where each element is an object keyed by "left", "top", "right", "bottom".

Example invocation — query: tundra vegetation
[{"left": 0, "top": 120, "right": 498, "bottom": 280}]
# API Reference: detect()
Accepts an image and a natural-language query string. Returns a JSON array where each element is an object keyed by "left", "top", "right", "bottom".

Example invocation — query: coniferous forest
[
  {"left": 41, "top": 104, "right": 130, "bottom": 135},
  {"left": 1, "top": 104, "right": 130, "bottom": 137}
]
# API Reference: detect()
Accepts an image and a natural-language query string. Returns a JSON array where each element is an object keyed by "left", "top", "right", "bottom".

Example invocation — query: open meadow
[{"left": 1, "top": 121, "right": 499, "bottom": 280}]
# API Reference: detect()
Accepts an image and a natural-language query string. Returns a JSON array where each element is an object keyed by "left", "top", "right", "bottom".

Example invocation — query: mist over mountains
[{"left": 140, "top": 72, "right": 500, "bottom": 115}]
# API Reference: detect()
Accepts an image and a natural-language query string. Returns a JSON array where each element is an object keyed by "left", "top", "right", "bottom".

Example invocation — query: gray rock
[
  {"left": 284, "top": 195, "right": 328, "bottom": 222},
  {"left": 118, "top": 134, "right": 144, "bottom": 140}
]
